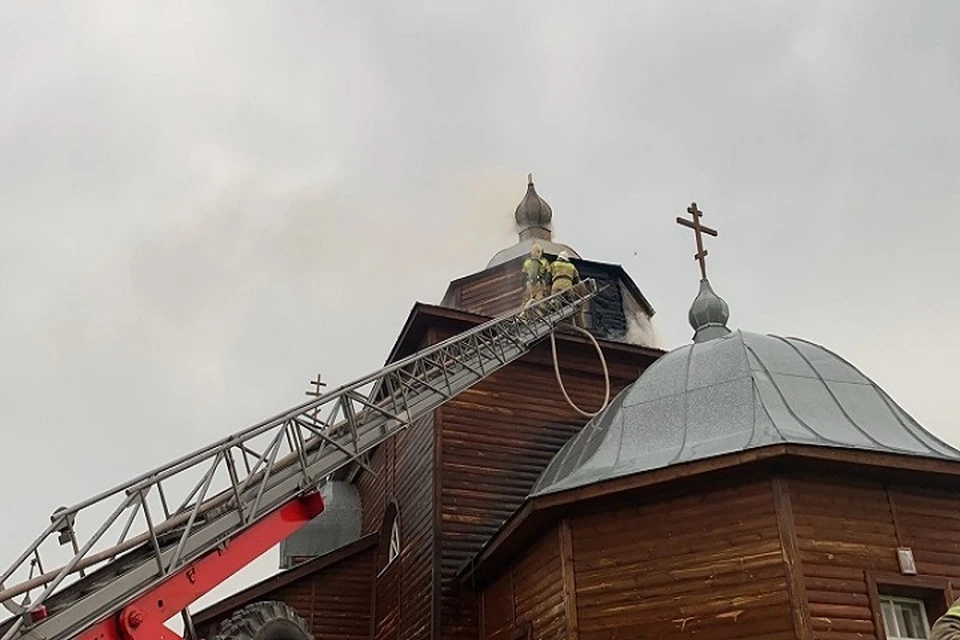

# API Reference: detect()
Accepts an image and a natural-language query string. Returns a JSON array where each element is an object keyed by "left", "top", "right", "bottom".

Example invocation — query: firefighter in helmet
[
  {"left": 521, "top": 243, "right": 551, "bottom": 308},
  {"left": 550, "top": 250, "right": 579, "bottom": 295},
  {"left": 550, "top": 251, "right": 585, "bottom": 326}
]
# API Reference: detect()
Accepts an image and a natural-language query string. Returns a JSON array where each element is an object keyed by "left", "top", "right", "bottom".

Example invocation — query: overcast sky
[{"left": 2, "top": 0, "right": 959, "bottom": 616}]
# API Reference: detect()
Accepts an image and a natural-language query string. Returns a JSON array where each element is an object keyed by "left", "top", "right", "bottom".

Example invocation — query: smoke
[
  {"left": 118, "top": 165, "right": 528, "bottom": 400},
  {"left": 618, "top": 282, "right": 664, "bottom": 348},
  {"left": 378, "top": 169, "right": 522, "bottom": 281},
  {"left": 626, "top": 312, "right": 663, "bottom": 350}
]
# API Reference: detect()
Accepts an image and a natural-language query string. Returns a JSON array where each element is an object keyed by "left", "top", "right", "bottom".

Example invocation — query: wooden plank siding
[
  {"left": 395, "top": 409, "right": 435, "bottom": 640},
  {"left": 791, "top": 476, "right": 901, "bottom": 639},
  {"left": 453, "top": 264, "right": 526, "bottom": 318},
  {"left": 790, "top": 474, "right": 960, "bottom": 639},
  {"left": 513, "top": 529, "right": 568, "bottom": 639},
  {"left": 481, "top": 528, "right": 568, "bottom": 640},
  {"left": 358, "top": 440, "right": 390, "bottom": 536},
  {"left": 568, "top": 478, "right": 793, "bottom": 640},
  {"left": 438, "top": 336, "right": 648, "bottom": 640},
  {"left": 773, "top": 478, "right": 812, "bottom": 638},
  {"left": 375, "top": 560, "right": 400, "bottom": 640},
  {"left": 357, "top": 301, "right": 657, "bottom": 639},
  {"left": 891, "top": 485, "right": 960, "bottom": 581},
  {"left": 481, "top": 569, "right": 515, "bottom": 640},
  {"left": 360, "top": 410, "right": 436, "bottom": 640},
  {"left": 195, "top": 544, "right": 376, "bottom": 640},
  {"left": 279, "top": 547, "right": 375, "bottom": 640}
]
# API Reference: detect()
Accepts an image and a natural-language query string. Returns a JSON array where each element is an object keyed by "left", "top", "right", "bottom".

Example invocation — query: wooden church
[{"left": 193, "top": 178, "right": 960, "bottom": 640}]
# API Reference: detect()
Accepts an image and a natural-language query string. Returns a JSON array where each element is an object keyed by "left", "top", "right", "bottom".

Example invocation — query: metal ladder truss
[{"left": 0, "top": 279, "right": 600, "bottom": 640}]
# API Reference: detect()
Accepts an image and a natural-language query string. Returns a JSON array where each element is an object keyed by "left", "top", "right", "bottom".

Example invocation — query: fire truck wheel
[{"left": 213, "top": 601, "right": 313, "bottom": 640}]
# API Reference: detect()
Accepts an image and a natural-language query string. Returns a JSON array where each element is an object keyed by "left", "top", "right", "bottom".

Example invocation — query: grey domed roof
[{"left": 533, "top": 330, "right": 960, "bottom": 496}]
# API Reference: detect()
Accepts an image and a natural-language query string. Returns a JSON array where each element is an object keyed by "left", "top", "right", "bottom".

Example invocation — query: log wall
[
  {"left": 194, "top": 544, "right": 376, "bottom": 640},
  {"left": 790, "top": 474, "right": 960, "bottom": 639},
  {"left": 360, "top": 411, "right": 437, "bottom": 640},
  {"left": 438, "top": 333, "right": 653, "bottom": 640},
  {"left": 568, "top": 478, "right": 793, "bottom": 640},
  {"left": 480, "top": 528, "right": 568, "bottom": 640}
]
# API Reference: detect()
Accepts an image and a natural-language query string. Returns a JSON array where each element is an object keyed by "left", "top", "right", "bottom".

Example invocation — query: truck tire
[{"left": 212, "top": 601, "right": 313, "bottom": 640}]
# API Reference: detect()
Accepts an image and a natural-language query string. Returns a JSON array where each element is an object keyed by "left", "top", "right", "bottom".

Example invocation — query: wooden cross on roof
[
  {"left": 305, "top": 373, "right": 326, "bottom": 398},
  {"left": 306, "top": 373, "right": 327, "bottom": 422},
  {"left": 676, "top": 202, "right": 718, "bottom": 280}
]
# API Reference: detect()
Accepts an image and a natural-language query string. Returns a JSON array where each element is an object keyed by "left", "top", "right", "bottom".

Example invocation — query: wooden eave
[
  {"left": 385, "top": 302, "right": 665, "bottom": 366},
  {"left": 459, "top": 444, "right": 960, "bottom": 587},
  {"left": 383, "top": 302, "right": 474, "bottom": 365},
  {"left": 192, "top": 533, "right": 378, "bottom": 626},
  {"left": 440, "top": 256, "right": 656, "bottom": 317}
]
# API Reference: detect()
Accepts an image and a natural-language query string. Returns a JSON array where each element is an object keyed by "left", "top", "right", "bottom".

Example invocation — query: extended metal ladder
[{"left": 0, "top": 280, "right": 600, "bottom": 640}]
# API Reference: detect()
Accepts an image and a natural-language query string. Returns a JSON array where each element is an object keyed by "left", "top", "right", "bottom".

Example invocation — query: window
[
  {"left": 388, "top": 517, "right": 400, "bottom": 564},
  {"left": 867, "top": 570, "right": 953, "bottom": 640},
  {"left": 378, "top": 502, "right": 400, "bottom": 575},
  {"left": 881, "top": 596, "right": 930, "bottom": 639}
]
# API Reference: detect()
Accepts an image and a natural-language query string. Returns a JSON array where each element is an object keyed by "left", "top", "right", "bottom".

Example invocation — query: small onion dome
[
  {"left": 515, "top": 173, "right": 552, "bottom": 241},
  {"left": 688, "top": 279, "right": 731, "bottom": 343},
  {"left": 487, "top": 174, "right": 580, "bottom": 267}
]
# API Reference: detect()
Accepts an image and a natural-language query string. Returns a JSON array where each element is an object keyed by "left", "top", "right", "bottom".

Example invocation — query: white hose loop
[{"left": 550, "top": 324, "right": 611, "bottom": 418}]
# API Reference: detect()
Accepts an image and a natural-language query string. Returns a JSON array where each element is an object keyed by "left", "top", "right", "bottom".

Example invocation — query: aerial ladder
[{"left": 0, "top": 281, "right": 601, "bottom": 640}]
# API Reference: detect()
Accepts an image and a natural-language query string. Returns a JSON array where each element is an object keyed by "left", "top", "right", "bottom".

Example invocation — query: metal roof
[
  {"left": 486, "top": 238, "right": 581, "bottom": 268},
  {"left": 278, "top": 480, "right": 362, "bottom": 568},
  {"left": 533, "top": 329, "right": 960, "bottom": 496}
]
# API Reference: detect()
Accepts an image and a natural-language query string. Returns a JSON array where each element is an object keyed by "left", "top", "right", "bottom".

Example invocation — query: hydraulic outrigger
[{"left": 0, "top": 280, "right": 601, "bottom": 640}]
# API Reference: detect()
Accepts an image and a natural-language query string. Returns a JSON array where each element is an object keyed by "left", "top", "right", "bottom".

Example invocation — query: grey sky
[{"left": 2, "top": 0, "right": 959, "bottom": 609}]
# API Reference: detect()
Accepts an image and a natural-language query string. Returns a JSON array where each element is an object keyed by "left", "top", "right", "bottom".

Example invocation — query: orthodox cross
[
  {"left": 676, "top": 202, "right": 718, "bottom": 280},
  {"left": 306, "top": 373, "right": 326, "bottom": 423},
  {"left": 305, "top": 373, "right": 327, "bottom": 398}
]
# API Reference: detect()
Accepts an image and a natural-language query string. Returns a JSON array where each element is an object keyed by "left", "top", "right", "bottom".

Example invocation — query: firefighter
[
  {"left": 550, "top": 250, "right": 579, "bottom": 295},
  {"left": 931, "top": 600, "right": 960, "bottom": 640},
  {"left": 521, "top": 243, "right": 550, "bottom": 308},
  {"left": 550, "top": 251, "right": 585, "bottom": 326}
]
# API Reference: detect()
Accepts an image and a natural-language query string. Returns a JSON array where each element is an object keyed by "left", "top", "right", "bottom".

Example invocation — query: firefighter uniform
[
  {"left": 522, "top": 245, "right": 551, "bottom": 307},
  {"left": 550, "top": 252, "right": 585, "bottom": 327},
  {"left": 550, "top": 252, "right": 579, "bottom": 294},
  {"left": 932, "top": 600, "right": 960, "bottom": 640}
]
